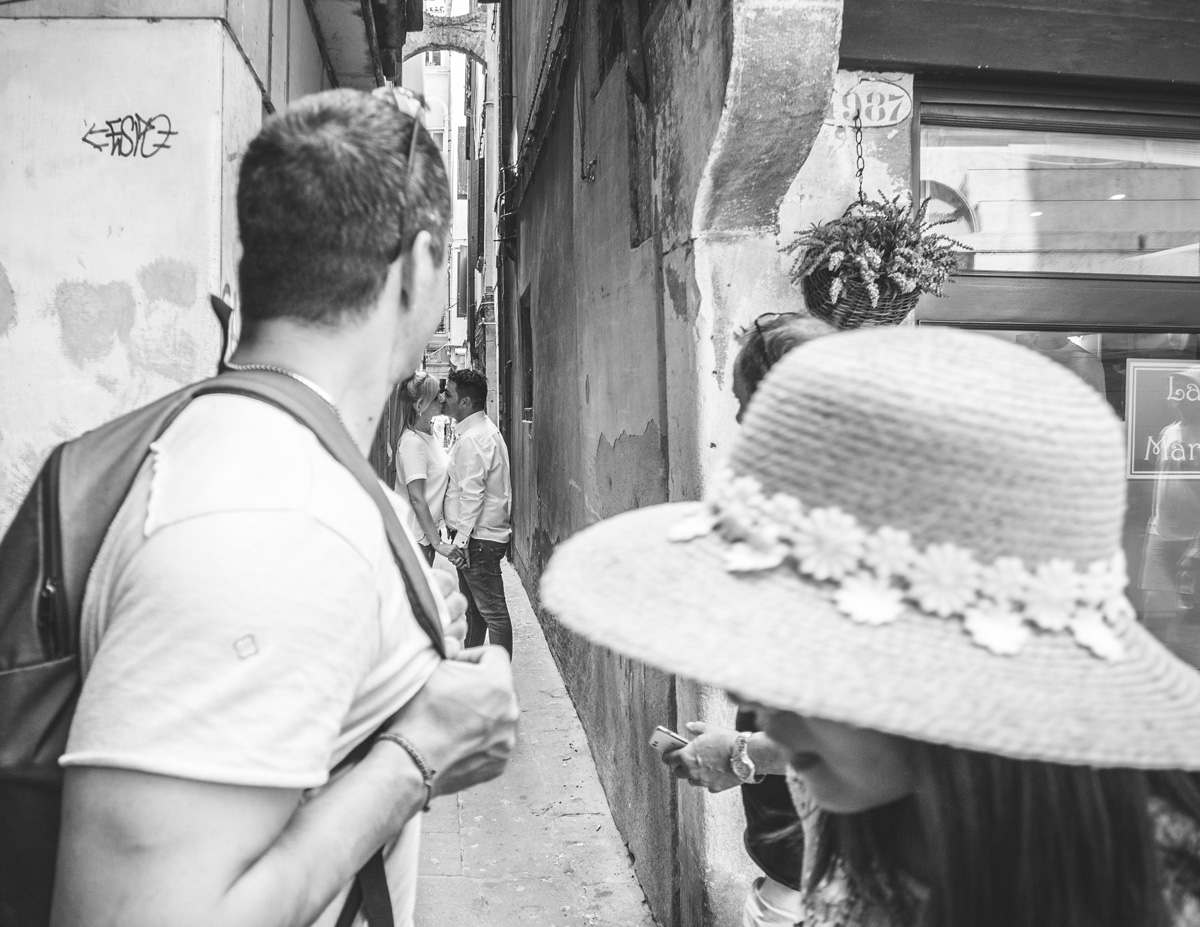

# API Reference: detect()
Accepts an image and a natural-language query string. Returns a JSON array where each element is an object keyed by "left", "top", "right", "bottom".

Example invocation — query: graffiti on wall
[{"left": 82, "top": 114, "right": 178, "bottom": 158}]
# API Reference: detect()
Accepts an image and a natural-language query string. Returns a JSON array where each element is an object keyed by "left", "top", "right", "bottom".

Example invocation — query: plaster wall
[
  {"left": 561, "top": 59, "right": 676, "bottom": 922},
  {"left": 687, "top": 69, "right": 915, "bottom": 463},
  {"left": 649, "top": 0, "right": 734, "bottom": 504},
  {"left": 283, "top": 0, "right": 330, "bottom": 102},
  {"left": 510, "top": 0, "right": 562, "bottom": 173},
  {"left": 450, "top": 49, "right": 468, "bottom": 236},
  {"left": 506, "top": 3, "right": 851, "bottom": 925},
  {"left": 0, "top": 7, "right": 334, "bottom": 531},
  {"left": 506, "top": 6, "right": 680, "bottom": 917},
  {"left": 0, "top": 19, "right": 263, "bottom": 529},
  {"left": 4, "top": 1, "right": 331, "bottom": 109},
  {"left": 779, "top": 71, "right": 915, "bottom": 247},
  {"left": 503, "top": 2, "right": 788, "bottom": 925},
  {"left": 2, "top": 1, "right": 273, "bottom": 104},
  {"left": 513, "top": 92, "right": 581, "bottom": 575}
]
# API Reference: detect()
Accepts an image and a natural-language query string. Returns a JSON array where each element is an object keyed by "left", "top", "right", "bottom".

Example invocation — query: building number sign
[{"left": 828, "top": 79, "right": 912, "bottom": 128}]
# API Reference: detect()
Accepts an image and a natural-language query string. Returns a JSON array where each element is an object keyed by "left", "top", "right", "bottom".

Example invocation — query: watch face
[{"left": 731, "top": 738, "right": 755, "bottom": 781}]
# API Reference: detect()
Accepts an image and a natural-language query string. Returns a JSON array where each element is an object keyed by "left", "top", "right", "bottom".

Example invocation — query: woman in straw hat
[{"left": 542, "top": 327, "right": 1200, "bottom": 927}]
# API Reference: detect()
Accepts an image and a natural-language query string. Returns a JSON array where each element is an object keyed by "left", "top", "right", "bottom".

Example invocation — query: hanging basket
[{"left": 801, "top": 259, "right": 921, "bottom": 330}]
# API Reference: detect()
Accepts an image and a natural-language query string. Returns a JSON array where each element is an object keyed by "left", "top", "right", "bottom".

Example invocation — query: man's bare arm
[{"left": 52, "top": 648, "right": 518, "bottom": 927}]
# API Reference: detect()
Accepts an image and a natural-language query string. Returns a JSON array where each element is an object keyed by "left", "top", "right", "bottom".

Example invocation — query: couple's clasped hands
[{"left": 433, "top": 539, "right": 469, "bottom": 569}]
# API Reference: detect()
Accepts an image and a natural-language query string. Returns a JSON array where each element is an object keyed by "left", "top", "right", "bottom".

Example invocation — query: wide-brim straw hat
[{"left": 541, "top": 327, "right": 1200, "bottom": 769}]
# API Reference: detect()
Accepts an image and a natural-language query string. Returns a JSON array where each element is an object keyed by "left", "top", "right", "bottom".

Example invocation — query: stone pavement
[{"left": 415, "top": 561, "right": 659, "bottom": 927}]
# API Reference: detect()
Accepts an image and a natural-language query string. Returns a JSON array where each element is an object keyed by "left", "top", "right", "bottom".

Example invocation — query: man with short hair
[
  {"left": 443, "top": 368, "right": 514, "bottom": 657},
  {"left": 50, "top": 89, "right": 519, "bottom": 927}
]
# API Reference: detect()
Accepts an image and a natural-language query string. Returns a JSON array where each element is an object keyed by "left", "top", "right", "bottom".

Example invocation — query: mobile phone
[{"left": 649, "top": 725, "right": 688, "bottom": 754}]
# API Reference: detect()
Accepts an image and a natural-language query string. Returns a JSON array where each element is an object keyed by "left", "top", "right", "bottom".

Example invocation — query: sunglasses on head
[{"left": 732, "top": 311, "right": 805, "bottom": 370}]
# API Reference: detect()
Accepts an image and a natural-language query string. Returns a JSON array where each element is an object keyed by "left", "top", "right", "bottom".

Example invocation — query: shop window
[
  {"left": 922, "top": 126, "right": 1200, "bottom": 277},
  {"left": 915, "top": 84, "right": 1200, "bottom": 668},
  {"left": 914, "top": 83, "right": 1200, "bottom": 325}
]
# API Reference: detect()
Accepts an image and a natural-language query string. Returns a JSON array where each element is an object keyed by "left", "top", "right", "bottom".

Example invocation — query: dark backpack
[{"left": 0, "top": 368, "right": 445, "bottom": 927}]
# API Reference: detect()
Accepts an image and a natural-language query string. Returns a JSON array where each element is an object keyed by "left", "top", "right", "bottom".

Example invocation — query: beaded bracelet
[{"left": 376, "top": 732, "right": 437, "bottom": 812}]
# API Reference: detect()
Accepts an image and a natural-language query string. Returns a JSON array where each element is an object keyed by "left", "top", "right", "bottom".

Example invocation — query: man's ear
[{"left": 402, "top": 230, "right": 440, "bottom": 313}]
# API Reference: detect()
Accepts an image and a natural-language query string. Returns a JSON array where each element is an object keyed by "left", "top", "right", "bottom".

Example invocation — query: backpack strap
[
  {"left": 199, "top": 372, "right": 448, "bottom": 927},
  {"left": 194, "top": 372, "right": 447, "bottom": 659},
  {"left": 52, "top": 367, "right": 437, "bottom": 927},
  {"left": 198, "top": 373, "right": 443, "bottom": 927},
  {"left": 333, "top": 849, "right": 393, "bottom": 927}
]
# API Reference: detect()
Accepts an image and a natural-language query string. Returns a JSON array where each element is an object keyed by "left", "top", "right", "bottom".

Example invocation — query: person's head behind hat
[
  {"left": 733, "top": 311, "right": 833, "bottom": 422},
  {"left": 236, "top": 89, "right": 452, "bottom": 335},
  {"left": 541, "top": 326, "right": 1200, "bottom": 772}
]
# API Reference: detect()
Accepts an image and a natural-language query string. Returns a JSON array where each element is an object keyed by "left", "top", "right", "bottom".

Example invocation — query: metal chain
[
  {"left": 223, "top": 361, "right": 355, "bottom": 441},
  {"left": 853, "top": 110, "right": 866, "bottom": 204}
]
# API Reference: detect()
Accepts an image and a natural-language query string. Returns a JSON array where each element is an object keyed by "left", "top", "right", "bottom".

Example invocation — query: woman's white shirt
[{"left": 396, "top": 428, "right": 449, "bottom": 545}]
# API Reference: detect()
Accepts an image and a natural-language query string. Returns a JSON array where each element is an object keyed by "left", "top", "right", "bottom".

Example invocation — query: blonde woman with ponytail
[{"left": 396, "top": 372, "right": 452, "bottom": 564}]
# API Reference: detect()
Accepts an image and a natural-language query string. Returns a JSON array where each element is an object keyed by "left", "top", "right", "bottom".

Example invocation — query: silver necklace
[{"left": 224, "top": 361, "right": 353, "bottom": 436}]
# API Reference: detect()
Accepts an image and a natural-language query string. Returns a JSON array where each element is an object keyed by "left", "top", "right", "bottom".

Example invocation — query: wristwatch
[{"left": 730, "top": 732, "right": 766, "bottom": 784}]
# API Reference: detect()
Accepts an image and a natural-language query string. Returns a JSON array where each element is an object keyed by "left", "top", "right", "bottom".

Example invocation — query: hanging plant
[{"left": 782, "top": 192, "right": 971, "bottom": 330}]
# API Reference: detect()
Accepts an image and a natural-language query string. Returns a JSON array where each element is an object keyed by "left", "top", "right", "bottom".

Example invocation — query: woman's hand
[{"left": 661, "top": 722, "right": 743, "bottom": 793}]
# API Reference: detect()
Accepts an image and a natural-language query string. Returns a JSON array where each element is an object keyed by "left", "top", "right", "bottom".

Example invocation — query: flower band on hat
[{"left": 669, "top": 469, "right": 1131, "bottom": 660}]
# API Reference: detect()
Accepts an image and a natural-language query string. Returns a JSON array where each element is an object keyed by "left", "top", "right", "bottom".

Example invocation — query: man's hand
[
  {"left": 447, "top": 546, "right": 470, "bottom": 570},
  {"left": 429, "top": 569, "right": 467, "bottom": 656},
  {"left": 661, "top": 722, "right": 742, "bottom": 793},
  {"left": 383, "top": 646, "right": 518, "bottom": 796}
]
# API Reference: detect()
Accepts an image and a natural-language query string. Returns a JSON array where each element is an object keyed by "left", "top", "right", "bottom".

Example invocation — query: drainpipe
[{"left": 497, "top": 0, "right": 515, "bottom": 438}]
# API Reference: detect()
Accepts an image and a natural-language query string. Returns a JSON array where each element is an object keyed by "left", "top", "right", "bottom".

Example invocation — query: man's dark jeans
[{"left": 458, "top": 538, "right": 513, "bottom": 657}]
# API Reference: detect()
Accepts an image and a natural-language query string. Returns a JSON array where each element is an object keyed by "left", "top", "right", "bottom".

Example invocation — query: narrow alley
[
  {"left": 415, "top": 562, "right": 658, "bottom": 927},
  {"left": 4, "top": 4, "right": 1200, "bottom": 927}
]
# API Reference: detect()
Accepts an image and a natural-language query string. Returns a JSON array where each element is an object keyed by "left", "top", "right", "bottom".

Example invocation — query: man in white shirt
[
  {"left": 50, "top": 89, "right": 519, "bottom": 927},
  {"left": 443, "top": 368, "right": 514, "bottom": 657}
]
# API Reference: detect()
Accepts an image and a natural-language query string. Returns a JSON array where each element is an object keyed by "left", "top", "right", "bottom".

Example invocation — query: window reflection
[
  {"left": 921, "top": 127, "right": 1200, "bottom": 277},
  {"left": 972, "top": 329, "right": 1200, "bottom": 667}
]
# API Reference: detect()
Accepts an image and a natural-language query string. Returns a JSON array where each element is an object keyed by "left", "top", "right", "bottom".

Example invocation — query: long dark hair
[{"left": 808, "top": 741, "right": 1200, "bottom": 927}]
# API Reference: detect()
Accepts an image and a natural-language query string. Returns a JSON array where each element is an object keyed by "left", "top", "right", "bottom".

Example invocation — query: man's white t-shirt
[{"left": 60, "top": 394, "right": 445, "bottom": 927}]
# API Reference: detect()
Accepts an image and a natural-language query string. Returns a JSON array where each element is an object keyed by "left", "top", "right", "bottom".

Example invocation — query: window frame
[{"left": 912, "top": 81, "right": 1200, "bottom": 331}]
